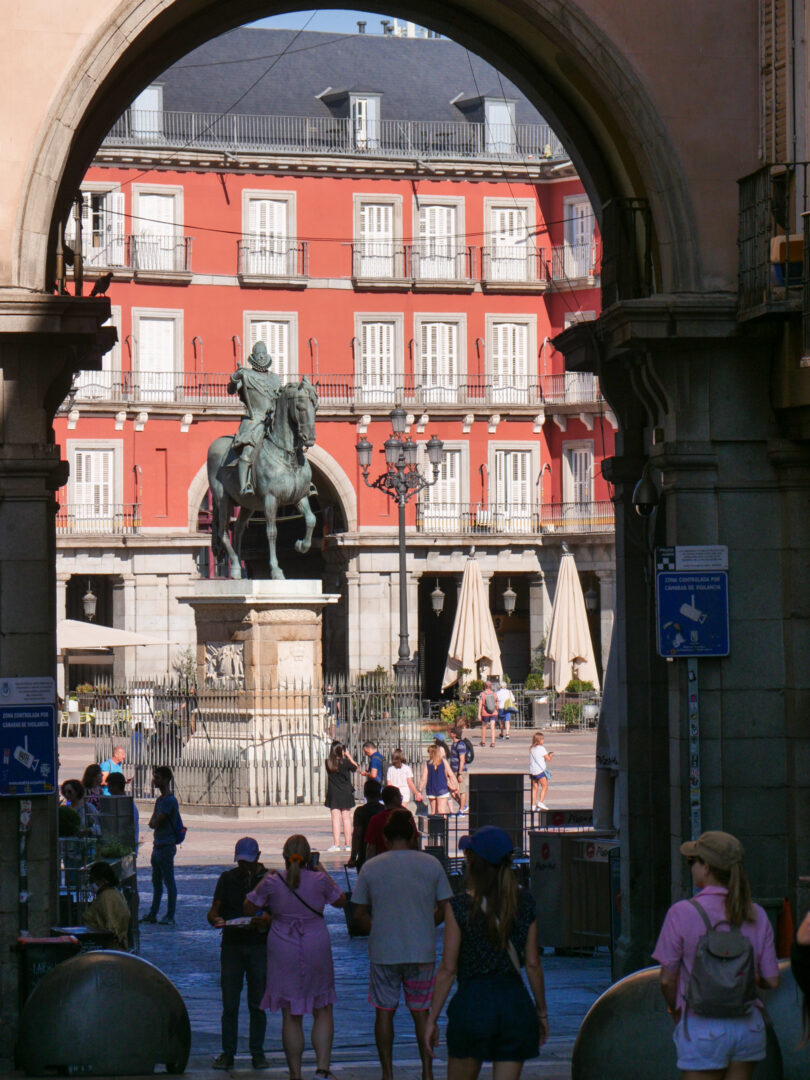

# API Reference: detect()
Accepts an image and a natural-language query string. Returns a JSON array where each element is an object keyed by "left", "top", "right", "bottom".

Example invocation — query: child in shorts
[{"left": 529, "top": 731, "right": 554, "bottom": 810}]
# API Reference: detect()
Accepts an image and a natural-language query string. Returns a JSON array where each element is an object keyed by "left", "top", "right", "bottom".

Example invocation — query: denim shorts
[
  {"left": 446, "top": 974, "right": 539, "bottom": 1062},
  {"left": 673, "top": 1010, "right": 766, "bottom": 1070}
]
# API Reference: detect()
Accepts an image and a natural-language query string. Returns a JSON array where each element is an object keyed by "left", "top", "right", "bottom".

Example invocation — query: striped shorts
[{"left": 368, "top": 961, "right": 435, "bottom": 1011}]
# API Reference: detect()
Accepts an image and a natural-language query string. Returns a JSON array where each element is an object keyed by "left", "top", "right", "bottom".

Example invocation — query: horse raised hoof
[{"left": 295, "top": 539, "right": 311, "bottom": 554}]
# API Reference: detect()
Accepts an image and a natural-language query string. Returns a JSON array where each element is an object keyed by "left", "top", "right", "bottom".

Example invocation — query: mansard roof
[{"left": 156, "top": 27, "right": 544, "bottom": 125}]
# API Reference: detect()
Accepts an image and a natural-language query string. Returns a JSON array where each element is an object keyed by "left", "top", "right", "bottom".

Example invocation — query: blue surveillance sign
[
  {"left": 0, "top": 677, "right": 57, "bottom": 796},
  {"left": 656, "top": 571, "right": 730, "bottom": 658}
]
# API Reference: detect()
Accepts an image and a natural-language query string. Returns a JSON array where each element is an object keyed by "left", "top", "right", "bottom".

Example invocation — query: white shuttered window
[
  {"left": 563, "top": 445, "right": 593, "bottom": 507},
  {"left": 65, "top": 191, "right": 126, "bottom": 268},
  {"left": 358, "top": 203, "right": 395, "bottom": 278},
  {"left": 421, "top": 447, "right": 462, "bottom": 530},
  {"left": 247, "top": 319, "right": 291, "bottom": 382},
  {"left": 74, "top": 448, "right": 114, "bottom": 527},
  {"left": 358, "top": 321, "right": 396, "bottom": 403},
  {"left": 246, "top": 198, "right": 288, "bottom": 276},
  {"left": 489, "top": 206, "right": 529, "bottom": 281},
  {"left": 136, "top": 192, "right": 177, "bottom": 271},
  {"left": 563, "top": 198, "right": 595, "bottom": 279},
  {"left": 491, "top": 322, "right": 529, "bottom": 401},
  {"left": 419, "top": 321, "right": 458, "bottom": 402},
  {"left": 417, "top": 204, "right": 458, "bottom": 280},
  {"left": 137, "top": 316, "right": 176, "bottom": 402},
  {"left": 494, "top": 449, "right": 532, "bottom": 532}
]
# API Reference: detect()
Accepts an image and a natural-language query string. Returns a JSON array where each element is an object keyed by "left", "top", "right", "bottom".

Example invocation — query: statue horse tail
[{"left": 210, "top": 493, "right": 226, "bottom": 561}]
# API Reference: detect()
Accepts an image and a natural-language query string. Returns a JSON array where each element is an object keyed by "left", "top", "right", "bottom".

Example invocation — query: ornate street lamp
[
  {"left": 584, "top": 584, "right": 599, "bottom": 613},
  {"left": 502, "top": 580, "right": 517, "bottom": 616},
  {"left": 356, "top": 411, "right": 443, "bottom": 681},
  {"left": 82, "top": 580, "right": 97, "bottom": 622}
]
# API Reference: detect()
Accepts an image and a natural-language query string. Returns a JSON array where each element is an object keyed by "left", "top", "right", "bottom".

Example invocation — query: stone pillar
[
  {"left": 0, "top": 295, "right": 113, "bottom": 1063},
  {"left": 528, "top": 573, "right": 546, "bottom": 656}
]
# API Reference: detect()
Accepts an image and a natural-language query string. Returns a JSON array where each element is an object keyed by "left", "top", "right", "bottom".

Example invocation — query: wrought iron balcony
[
  {"left": 351, "top": 242, "right": 409, "bottom": 284},
  {"left": 61, "top": 370, "right": 604, "bottom": 409},
  {"left": 549, "top": 241, "right": 599, "bottom": 284},
  {"left": 129, "top": 235, "right": 192, "bottom": 277},
  {"left": 480, "top": 248, "right": 548, "bottom": 289},
  {"left": 103, "top": 109, "right": 568, "bottom": 164},
  {"left": 409, "top": 243, "right": 475, "bottom": 286},
  {"left": 415, "top": 500, "right": 614, "bottom": 536},
  {"left": 738, "top": 163, "right": 809, "bottom": 319},
  {"left": 56, "top": 503, "right": 141, "bottom": 535},
  {"left": 237, "top": 237, "right": 309, "bottom": 283}
]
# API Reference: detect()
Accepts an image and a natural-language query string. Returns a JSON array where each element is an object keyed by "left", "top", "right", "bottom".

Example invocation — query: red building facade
[{"left": 54, "top": 27, "right": 615, "bottom": 693}]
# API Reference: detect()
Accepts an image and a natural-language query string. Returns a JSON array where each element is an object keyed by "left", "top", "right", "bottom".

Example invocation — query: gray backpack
[
  {"left": 483, "top": 690, "right": 497, "bottom": 713},
  {"left": 684, "top": 899, "right": 757, "bottom": 1017}
]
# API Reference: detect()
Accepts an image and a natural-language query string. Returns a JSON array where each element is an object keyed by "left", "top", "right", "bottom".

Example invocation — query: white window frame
[
  {"left": 130, "top": 84, "right": 164, "bottom": 138},
  {"left": 484, "top": 98, "right": 516, "bottom": 154},
  {"left": 485, "top": 313, "right": 537, "bottom": 403},
  {"left": 562, "top": 440, "right": 594, "bottom": 507},
  {"left": 354, "top": 312, "right": 404, "bottom": 404},
  {"left": 243, "top": 311, "right": 298, "bottom": 382},
  {"left": 487, "top": 442, "right": 540, "bottom": 534},
  {"left": 353, "top": 194, "right": 403, "bottom": 279},
  {"left": 74, "top": 305, "right": 122, "bottom": 401},
  {"left": 66, "top": 439, "right": 124, "bottom": 527},
  {"left": 131, "top": 184, "right": 183, "bottom": 272},
  {"left": 418, "top": 440, "right": 469, "bottom": 531},
  {"left": 484, "top": 197, "right": 537, "bottom": 282},
  {"left": 413, "top": 313, "right": 466, "bottom": 404},
  {"left": 241, "top": 190, "right": 297, "bottom": 277},
  {"left": 412, "top": 196, "right": 465, "bottom": 281},
  {"left": 131, "top": 307, "right": 183, "bottom": 403},
  {"left": 350, "top": 94, "right": 381, "bottom": 148},
  {"left": 65, "top": 183, "right": 127, "bottom": 269},
  {"left": 562, "top": 196, "right": 596, "bottom": 280}
]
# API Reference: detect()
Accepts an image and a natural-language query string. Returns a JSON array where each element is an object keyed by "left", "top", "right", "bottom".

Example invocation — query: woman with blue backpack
[{"left": 653, "top": 830, "right": 779, "bottom": 1079}]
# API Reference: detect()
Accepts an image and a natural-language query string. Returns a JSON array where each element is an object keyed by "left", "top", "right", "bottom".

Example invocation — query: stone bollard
[
  {"left": 571, "top": 965, "right": 784, "bottom": 1080},
  {"left": 17, "top": 950, "right": 190, "bottom": 1076}
]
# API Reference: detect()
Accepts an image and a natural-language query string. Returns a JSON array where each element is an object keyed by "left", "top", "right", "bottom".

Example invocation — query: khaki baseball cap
[{"left": 680, "top": 830, "right": 744, "bottom": 871}]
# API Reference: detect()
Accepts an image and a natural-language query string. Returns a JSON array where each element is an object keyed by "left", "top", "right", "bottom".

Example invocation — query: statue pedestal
[{"left": 179, "top": 579, "right": 339, "bottom": 688}]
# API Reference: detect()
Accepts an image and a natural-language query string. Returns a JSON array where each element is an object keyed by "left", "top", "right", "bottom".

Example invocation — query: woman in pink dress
[{"left": 245, "top": 834, "right": 346, "bottom": 1080}]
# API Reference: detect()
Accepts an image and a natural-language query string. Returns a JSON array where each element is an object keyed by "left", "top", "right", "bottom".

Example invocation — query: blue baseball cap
[
  {"left": 234, "top": 837, "right": 260, "bottom": 862},
  {"left": 459, "top": 826, "right": 514, "bottom": 865}
]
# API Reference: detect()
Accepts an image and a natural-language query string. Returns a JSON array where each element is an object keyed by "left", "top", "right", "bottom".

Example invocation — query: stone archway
[{"left": 16, "top": 1, "right": 706, "bottom": 297}]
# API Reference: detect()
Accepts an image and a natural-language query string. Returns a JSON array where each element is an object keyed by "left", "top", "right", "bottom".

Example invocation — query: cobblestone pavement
[{"left": 55, "top": 728, "right": 608, "bottom": 1078}]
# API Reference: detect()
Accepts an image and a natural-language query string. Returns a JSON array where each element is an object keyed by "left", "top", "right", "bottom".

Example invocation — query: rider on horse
[{"left": 227, "top": 341, "right": 283, "bottom": 495}]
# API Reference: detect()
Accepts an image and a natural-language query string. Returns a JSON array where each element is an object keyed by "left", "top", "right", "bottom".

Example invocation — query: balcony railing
[
  {"left": 415, "top": 500, "right": 614, "bottom": 536},
  {"left": 56, "top": 504, "right": 141, "bottom": 535},
  {"left": 104, "top": 110, "right": 568, "bottom": 164},
  {"left": 481, "top": 248, "right": 548, "bottom": 286},
  {"left": 129, "top": 235, "right": 192, "bottom": 274},
  {"left": 64, "top": 370, "right": 604, "bottom": 408},
  {"left": 549, "top": 242, "right": 598, "bottom": 283},
  {"left": 237, "top": 236, "right": 308, "bottom": 280},
  {"left": 409, "top": 243, "right": 475, "bottom": 284},
  {"left": 351, "top": 242, "right": 408, "bottom": 282},
  {"left": 738, "top": 163, "right": 809, "bottom": 318}
]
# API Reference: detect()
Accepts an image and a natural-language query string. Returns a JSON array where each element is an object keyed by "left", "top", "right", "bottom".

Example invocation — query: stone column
[
  {"left": 527, "top": 573, "right": 546, "bottom": 656},
  {"left": 0, "top": 294, "right": 113, "bottom": 1063}
]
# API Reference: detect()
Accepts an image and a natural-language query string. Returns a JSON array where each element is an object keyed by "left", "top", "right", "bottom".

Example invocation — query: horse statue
[{"left": 206, "top": 377, "right": 319, "bottom": 579}]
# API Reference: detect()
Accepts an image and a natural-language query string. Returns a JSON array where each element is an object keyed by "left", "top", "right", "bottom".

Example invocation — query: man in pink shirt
[{"left": 653, "top": 831, "right": 779, "bottom": 1078}]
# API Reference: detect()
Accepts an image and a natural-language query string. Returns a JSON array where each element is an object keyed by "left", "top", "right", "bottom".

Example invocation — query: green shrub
[
  {"left": 559, "top": 701, "right": 582, "bottom": 728},
  {"left": 524, "top": 673, "right": 546, "bottom": 691},
  {"left": 467, "top": 679, "right": 485, "bottom": 697},
  {"left": 565, "top": 678, "right": 595, "bottom": 694},
  {"left": 58, "top": 806, "right": 81, "bottom": 837}
]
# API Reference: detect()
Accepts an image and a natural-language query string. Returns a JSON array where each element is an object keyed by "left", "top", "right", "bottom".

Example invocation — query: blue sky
[{"left": 250, "top": 9, "right": 440, "bottom": 36}]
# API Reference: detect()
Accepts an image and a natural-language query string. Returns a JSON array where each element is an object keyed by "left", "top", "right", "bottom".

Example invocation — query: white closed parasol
[
  {"left": 441, "top": 554, "right": 503, "bottom": 690},
  {"left": 545, "top": 546, "right": 600, "bottom": 693}
]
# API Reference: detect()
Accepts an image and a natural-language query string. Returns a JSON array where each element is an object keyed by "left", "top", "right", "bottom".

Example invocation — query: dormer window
[
  {"left": 484, "top": 98, "right": 515, "bottom": 154},
  {"left": 350, "top": 94, "right": 380, "bottom": 149},
  {"left": 130, "top": 84, "right": 164, "bottom": 140}
]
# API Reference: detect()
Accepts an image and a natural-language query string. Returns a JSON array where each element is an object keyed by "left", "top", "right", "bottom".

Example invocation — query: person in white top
[
  {"left": 529, "top": 732, "right": 554, "bottom": 810},
  {"left": 495, "top": 683, "right": 513, "bottom": 740},
  {"left": 385, "top": 748, "right": 422, "bottom": 808}
]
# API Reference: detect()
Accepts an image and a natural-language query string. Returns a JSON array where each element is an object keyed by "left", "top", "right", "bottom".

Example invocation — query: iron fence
[
  {"left": 63, "top": 369, "right": 604, "bottom": 410},
  {"left": 415, "top": 500, "right": 614, "bottom": 536},
  {"left": 104, "top": 110, "right": 567, "bottom": 164},
  {"left": 89, "top": 675, "right": 426, "bottom": 808}
]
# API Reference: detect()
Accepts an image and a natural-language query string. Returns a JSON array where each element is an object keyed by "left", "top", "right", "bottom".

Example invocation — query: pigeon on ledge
[{"left": 89, "top": 271, "right": 113, "bottom": 297}]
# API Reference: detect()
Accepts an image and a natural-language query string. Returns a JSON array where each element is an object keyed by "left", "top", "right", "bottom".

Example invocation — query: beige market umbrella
[
  {"left": 441, "top": 556, "right": 503, "bottom": 690},
  {"left": 545, "top": 547, "right": 600, "bottom": 693},
  {"left": 57, "top": 619, "right": 167, "bottom": 651}
]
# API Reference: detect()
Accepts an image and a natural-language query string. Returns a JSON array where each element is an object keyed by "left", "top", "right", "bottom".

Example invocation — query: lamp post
[{"left": 356, "top": 409, "right": 443, "bottom": 681}]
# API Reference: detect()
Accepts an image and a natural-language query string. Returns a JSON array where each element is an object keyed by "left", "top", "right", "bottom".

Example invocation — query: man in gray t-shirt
[{"left": 352, "top": 810, "right": 451, "bottom": 1080}]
